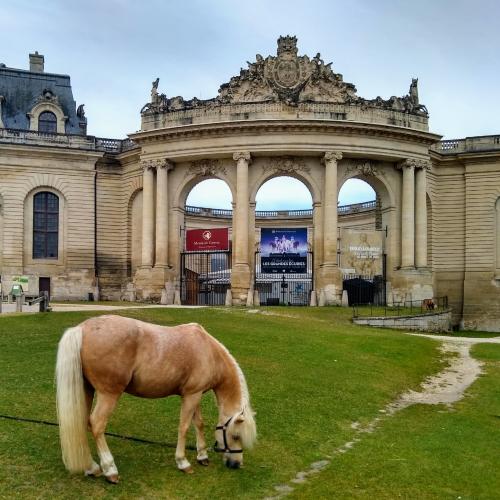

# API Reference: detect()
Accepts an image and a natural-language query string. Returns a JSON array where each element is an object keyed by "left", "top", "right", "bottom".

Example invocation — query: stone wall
[
  {"left": 353, "top": 309, "right": 452, "bottom": 332},
  {"left": 0, "top": 143, "right": 101, "bottom": 299}
]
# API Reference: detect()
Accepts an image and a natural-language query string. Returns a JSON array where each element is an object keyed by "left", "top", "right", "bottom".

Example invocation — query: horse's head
[{"left": 214, "top": 408, "right": 256, "bottom": 469}]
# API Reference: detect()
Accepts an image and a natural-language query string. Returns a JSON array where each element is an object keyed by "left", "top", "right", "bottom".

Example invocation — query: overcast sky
[{"left": 2, "top": 0, "right": 498, "bottom": 208}]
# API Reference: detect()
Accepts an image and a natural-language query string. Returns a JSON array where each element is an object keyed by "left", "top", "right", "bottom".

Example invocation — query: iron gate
[
  {"left": 254, "top": 251, "right": 313, "bottom": 306},
  {"left": 343, "top": 254, "right": 387, "bottom": 306},
  {"left": 180, "top": 251, "right": 231, "bottom": 305}
]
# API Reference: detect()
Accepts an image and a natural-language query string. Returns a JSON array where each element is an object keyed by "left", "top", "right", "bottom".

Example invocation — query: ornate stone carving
[
  {"left": 262, "top": 156, "right": 310, "bottom": 174},
  {"left": 233, "top": 151, "right": 252, "bottom": 162},
  {"left": 188, "top": 159, "right": 226, "bottom": 177},
  {"left": 345, "top": 160, "right": 378, "bottom": 177},
  {"left": 323, "top": 151, "right": 343, "bottom": 164},
  {"left": 140, "top": 36, "right": 427, "bottom": 117},
  {"left": 397, "top": 158, "right": 430, "bottom": 170},
  {"left": 141, "top": 158, "right": 173, "bottom": 171},
  {"left": 35, "top": 88, "right": 61, "bottom": 105}
]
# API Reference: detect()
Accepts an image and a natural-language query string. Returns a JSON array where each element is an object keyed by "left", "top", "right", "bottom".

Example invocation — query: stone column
[
  {"left": 322, "top": 151, "right": 342, "bottom": 266},
  {"left": 141, "top": 160, "right": 155, "bottom": 268},
  {"left": 233, "top": 152, "right": 251, "bottom": 267},
  {"left": 155, "top": 159, "right": 173, "bottom": 268},
  {"left": 400, "top": 159, "right": 416, "bottom": 268},
  {"left": 415, "top": 161, "right": 429, "bottom": 268},
  {"left": 231, "top": 152, "right": 252, "bottom": 304}
]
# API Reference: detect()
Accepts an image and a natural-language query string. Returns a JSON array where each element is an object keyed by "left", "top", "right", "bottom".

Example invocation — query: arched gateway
[{"left": 131, "top": 36, "right": 439, "bottom": 305}]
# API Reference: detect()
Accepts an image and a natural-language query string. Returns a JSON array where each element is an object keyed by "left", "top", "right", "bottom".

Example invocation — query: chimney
[{"left": 29, "top": 51, "right": 44, "bottom": 72}]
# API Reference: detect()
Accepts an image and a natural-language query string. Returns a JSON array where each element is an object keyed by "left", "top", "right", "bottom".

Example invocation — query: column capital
[
  {"left": 233, "top": 151, "right": 252, "bottom": 163},
  {"left": 322, "top": 151, "right": 343, "bottom": 164},
  {"left": 157, "top": 159, "right": 175, "bottom": 171},
  {"left": 397, "top": 158, "right": 430, "bottom": 170},
  {"left": 141, "top": 158, "right": 174, "bottom": 171}
]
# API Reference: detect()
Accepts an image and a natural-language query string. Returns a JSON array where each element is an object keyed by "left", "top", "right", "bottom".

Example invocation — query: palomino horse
[{"left": 55, "top": 315, "right": 256, "bottom": 483}]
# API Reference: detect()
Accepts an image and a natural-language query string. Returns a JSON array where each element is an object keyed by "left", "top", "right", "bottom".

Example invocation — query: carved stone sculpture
[
  {"left": 188, "top": 159, "right": 226, "bottom": 177},
  {"left": 262, "top": 156, "right": 310, "bottom": 174},
  {"left": 140, "top": 36, "right": 428, "bottom": 117}
]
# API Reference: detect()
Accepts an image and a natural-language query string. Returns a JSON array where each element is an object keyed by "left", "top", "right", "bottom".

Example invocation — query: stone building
[{"left": 0, "top": 38, "right": 499, "bottom": 331}]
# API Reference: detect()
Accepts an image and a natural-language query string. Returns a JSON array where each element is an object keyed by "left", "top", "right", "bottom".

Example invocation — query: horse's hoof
[
  {"left": 105, "top": 474, "right": 120, "bottom": 484},
  {"left": 197, "top": 458, "right": 210, "bottom": 466},
  {"left": 85, "top": 463, "right": 102, "bottom": 477},
  {"left": 181, "top": 466, "right": 194, "bottom": 474}
]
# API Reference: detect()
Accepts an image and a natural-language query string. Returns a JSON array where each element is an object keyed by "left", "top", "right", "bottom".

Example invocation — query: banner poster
[
  {"left": 185, "top": 228, "right": 229, "bottom": 252},
  {"left": 340, "top": 229, "right": 383, "bottom": 277},
  {"left": 260, "top": 228, "right": 308, "bottom": 273}
]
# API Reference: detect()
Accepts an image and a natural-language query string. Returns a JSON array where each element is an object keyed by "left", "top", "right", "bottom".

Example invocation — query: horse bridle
[{"left": 213, "top": 416, "right": 243, "bottom": 454}]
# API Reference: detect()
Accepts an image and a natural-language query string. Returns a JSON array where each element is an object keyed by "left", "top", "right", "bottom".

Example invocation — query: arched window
[
  {"left": 33, "top": 192, "right": 59, "bottom": 258},
  {"left": 38, "top": 111, "right": 57, "bottom": 133}
]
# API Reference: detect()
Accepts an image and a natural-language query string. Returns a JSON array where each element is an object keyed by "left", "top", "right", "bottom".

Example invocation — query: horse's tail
[{"left": 55, "top": 325, "right": 93, "bottom": 473}]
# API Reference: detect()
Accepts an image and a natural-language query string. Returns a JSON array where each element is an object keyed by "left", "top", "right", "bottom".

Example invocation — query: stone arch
[
  {"left": 23, "top": 185, "right": 67, "bottom": 266},
  {"left": 249, "top": 161, "right": 320, "bottom": 205},
  {"left": 338, "top": 162, "right": 395, "bottom": 210},
  {"left": 128, "top": 188, "right": 143, "bottom": 277},
  {"left": 124, "top": 175, "right": 144, "bottom": 277},
  {"left": 20, "top": 174, "right": 70, "bottom": 200},
  {"left": 337, "top": 161, "right": 397, "bottom": 281},
  {"left": 174, "top": 173, "right": 235, "bottom": 210}
]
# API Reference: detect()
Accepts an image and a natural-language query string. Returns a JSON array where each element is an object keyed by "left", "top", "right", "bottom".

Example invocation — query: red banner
[{"left": 185, "top": 228, "right": 229, "bottom": 252}]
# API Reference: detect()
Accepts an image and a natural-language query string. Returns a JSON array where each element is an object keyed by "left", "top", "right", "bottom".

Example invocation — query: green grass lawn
[{"left": 0, "top": 307, "right": 496, "bottom": 499}]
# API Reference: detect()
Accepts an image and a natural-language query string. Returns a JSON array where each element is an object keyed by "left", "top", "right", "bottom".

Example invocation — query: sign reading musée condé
[{"left": 185, "top": 228, "right": 229, "bottom": 252}]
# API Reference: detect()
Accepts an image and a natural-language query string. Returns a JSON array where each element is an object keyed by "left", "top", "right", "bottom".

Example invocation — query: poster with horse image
[{"left": 260, "top": 228, "right": 308, "bottom": 273}]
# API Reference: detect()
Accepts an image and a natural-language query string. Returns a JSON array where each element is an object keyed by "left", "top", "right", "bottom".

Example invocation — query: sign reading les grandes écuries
[
  {"left": 185, "top": 228, "right": 229, "bottom": 252},
  {"left": 260, "top": 228, "right": 308, "bottom": 273}
]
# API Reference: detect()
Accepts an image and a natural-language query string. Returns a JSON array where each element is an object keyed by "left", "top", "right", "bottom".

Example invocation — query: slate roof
[{"left": 0, "top": 63, "right": 84, "bottom": 135}]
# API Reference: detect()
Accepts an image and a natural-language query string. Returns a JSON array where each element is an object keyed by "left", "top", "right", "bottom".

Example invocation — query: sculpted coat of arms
[{"left": 141, "top": 35, "right": 428, "bottom": 116}]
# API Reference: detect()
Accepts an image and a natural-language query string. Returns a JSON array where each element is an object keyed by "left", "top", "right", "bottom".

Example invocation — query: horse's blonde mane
[{"left": 204, "top": 326, "right": 257, "bottom": 448}]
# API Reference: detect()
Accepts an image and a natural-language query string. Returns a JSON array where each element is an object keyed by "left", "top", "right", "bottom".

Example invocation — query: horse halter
[{"left": 214, "top": 416, "right": 243, "bottom": 454}]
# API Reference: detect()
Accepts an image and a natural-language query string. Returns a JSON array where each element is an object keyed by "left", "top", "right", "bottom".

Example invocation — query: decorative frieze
[
  {"left": 344, "top": 159, "right": 378, "bottom": 177},
  {"left": 188, "top": 159, "right": 226, "bottom": 177},
  {"left": 262, "top": 156, "right": 310, "bottom": 174}
]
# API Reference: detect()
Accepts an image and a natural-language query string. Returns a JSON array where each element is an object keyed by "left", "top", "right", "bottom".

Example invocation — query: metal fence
[{"left": 352, "top": 296, "right": 449, "bottom": 318}]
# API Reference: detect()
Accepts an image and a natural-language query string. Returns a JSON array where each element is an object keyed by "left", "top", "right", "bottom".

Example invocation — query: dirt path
[{"left": 265, "top": 333, "right": 500, "bottom": 499}]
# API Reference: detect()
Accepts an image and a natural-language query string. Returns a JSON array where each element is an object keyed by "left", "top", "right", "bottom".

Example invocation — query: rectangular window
[{"left": 33, "top": 192, "right": 59, "bottom": 259}]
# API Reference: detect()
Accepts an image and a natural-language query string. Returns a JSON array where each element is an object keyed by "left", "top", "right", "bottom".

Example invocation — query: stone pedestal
[
  {"left": 317, "top": 264, "right": 342, "bottom": 305},
  {"left": 134, "top": 266, "right": 176, "bottom": 301},
  {"left": 231, "top": 264, "right": 251, "bottom": 305}
]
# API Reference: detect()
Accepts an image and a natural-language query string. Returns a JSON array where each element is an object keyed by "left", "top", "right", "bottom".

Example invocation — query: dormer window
[{"left": 38, "top": 111, "right": 57, "bottom": 133}]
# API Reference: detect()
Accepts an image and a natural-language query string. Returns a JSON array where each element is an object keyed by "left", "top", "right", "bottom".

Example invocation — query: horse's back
[{"left": 80, "top": 315, "right": 222, "bottom": 398}]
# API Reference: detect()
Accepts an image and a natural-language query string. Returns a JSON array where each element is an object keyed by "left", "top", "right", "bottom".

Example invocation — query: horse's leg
[
  {"left": 193, "top": 404, "right": 209, "bottom": 466},
  {"left": 89, "top": 391, "right": 120, "bottom": 483},
  {"left": 83, "top": 380, "right": 102, "bottom": 477},
  {"left": 175, "top": 392, "right": 202, "bottom": 473}
]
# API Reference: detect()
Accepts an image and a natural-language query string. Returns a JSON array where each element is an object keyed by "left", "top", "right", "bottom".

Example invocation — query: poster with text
[
  {"left": 185, "top": 228, "right": 229, "bottom": 252},
  {"left": 260, "top": 228, "right": 308, "bottom": 273}
]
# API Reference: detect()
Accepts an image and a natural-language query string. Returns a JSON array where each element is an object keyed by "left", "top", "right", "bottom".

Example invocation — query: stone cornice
[
  {"left": 0, "top": 142, "right": 104, "bottom": 162},
  {"left": 130, "top": 120, "right": 441, "bottom": 148}
]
